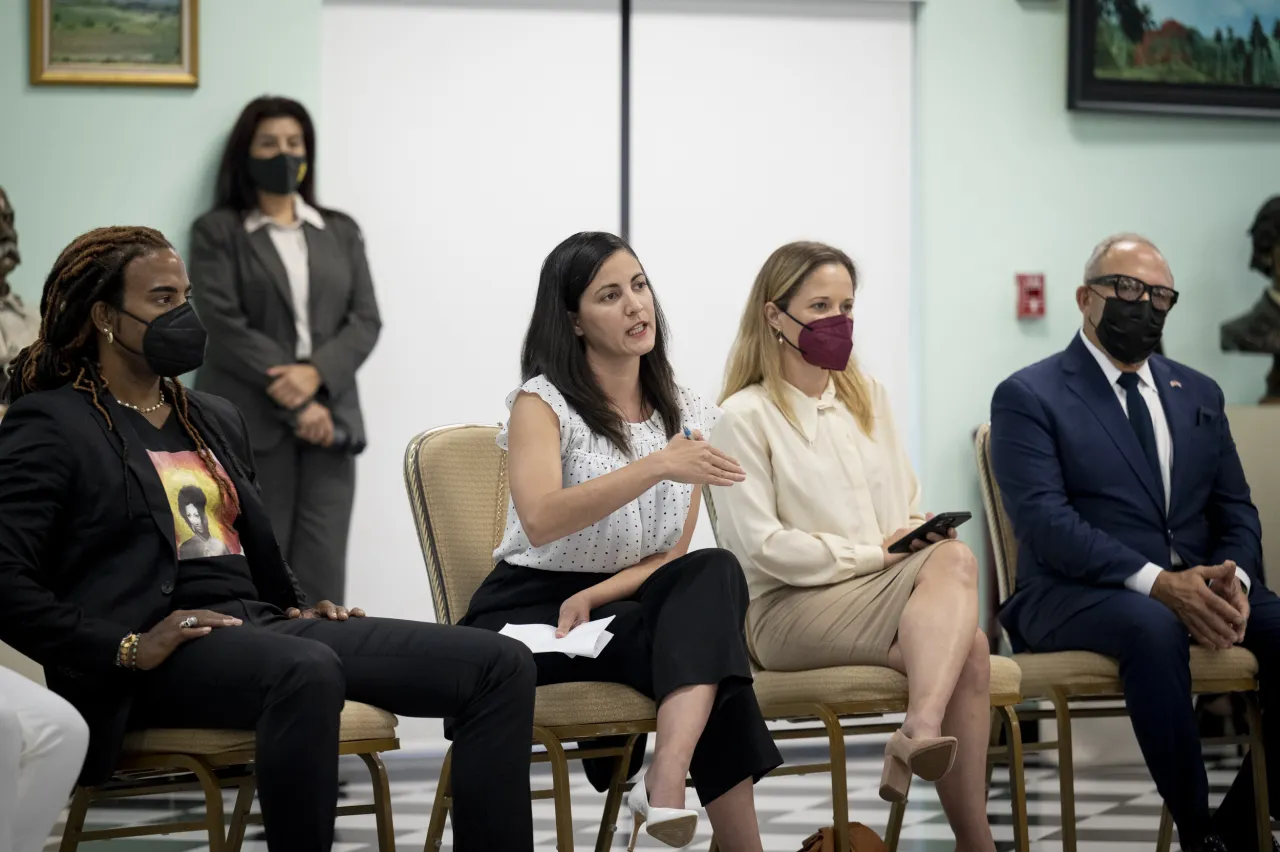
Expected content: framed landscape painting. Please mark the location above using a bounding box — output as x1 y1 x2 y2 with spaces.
1069 0 1280 118
30 0 199 87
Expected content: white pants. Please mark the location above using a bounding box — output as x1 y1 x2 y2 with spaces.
0 668 88 852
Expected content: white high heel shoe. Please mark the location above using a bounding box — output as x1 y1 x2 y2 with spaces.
625 774 698 850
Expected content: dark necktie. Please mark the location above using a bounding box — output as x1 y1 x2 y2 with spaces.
1116 372 1163 490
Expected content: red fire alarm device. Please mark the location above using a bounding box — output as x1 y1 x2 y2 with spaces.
1017 274 1046 319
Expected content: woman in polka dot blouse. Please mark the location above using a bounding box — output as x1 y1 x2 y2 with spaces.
462 232 781 851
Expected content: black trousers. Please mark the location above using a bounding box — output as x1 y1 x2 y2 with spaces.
462 548 782 805
255 440 355 606
130 602 537 852
1034 584 1280 849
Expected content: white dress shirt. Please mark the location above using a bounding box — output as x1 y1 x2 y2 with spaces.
243 197 325 360
1078 330 1251 595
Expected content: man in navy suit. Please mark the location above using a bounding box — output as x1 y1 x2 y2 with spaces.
991 234 1275 852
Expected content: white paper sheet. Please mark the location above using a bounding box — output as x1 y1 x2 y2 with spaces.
499 615 616 658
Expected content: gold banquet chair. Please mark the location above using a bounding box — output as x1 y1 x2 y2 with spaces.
17 639 400 852
404 424 657 852
974 423 1271 852
702 488 1031 852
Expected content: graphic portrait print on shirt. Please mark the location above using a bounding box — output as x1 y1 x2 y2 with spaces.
146 449 243 560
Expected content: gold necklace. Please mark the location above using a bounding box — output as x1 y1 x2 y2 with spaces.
100 375 169 415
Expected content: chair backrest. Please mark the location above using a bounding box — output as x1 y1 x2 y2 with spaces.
403 424 509 625
974 423 1019 606
701 485 722 546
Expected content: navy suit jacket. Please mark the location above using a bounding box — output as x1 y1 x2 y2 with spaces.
990 334 1263 652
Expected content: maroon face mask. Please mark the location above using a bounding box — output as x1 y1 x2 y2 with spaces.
780 310 854 371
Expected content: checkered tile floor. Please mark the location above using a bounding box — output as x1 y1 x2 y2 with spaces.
45 740 1269 852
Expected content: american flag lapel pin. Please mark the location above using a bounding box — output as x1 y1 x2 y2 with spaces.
1170 380 1182 388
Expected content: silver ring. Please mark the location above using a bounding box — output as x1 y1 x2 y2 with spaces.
179 616 199 629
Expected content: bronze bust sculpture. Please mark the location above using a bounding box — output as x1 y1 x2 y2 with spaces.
1222 196 1280 403
0 186 29 408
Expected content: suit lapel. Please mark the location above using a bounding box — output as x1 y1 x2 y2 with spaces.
107 406 179 559
1149 357 1191 514
247 227 296 317
1062 337 1166 515
303 223 344 334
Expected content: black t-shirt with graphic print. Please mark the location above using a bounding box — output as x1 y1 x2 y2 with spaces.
121 407 259 610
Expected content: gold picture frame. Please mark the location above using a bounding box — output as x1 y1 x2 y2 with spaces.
30 0 199 88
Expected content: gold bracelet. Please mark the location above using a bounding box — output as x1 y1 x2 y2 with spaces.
117 634 140 670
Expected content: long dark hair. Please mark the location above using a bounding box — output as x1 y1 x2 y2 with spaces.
521 232 681 455
213 96 320 213
5 227 252 517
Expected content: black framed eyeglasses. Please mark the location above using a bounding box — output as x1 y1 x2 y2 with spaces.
1086 274 1179 312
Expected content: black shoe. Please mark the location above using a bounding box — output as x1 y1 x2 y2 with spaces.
1186 835 1230 852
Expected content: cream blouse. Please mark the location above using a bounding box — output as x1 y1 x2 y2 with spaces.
710 377 924 600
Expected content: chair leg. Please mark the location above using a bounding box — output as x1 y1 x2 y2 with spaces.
815 704 851 851
424 747 453 852
1157 805 1174 852
226 775 257 852
57 786 92 852
168 755 225 852
1246 692 1272 852
359 751 398 852
535 726 575 852
885 800 907 852
998 704 1031 852
986 708 1002 794
1052 688 1079 852
595 735 641 852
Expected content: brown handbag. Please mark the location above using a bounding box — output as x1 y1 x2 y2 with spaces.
797 823 889 852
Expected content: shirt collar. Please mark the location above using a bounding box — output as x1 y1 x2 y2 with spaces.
0 290 28 316
1078 328 1154 391
243 195 326 233
781 377 838 441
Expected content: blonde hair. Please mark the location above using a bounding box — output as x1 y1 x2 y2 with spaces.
720 241 875 436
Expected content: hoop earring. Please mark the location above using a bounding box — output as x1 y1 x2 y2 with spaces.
102 328 114 345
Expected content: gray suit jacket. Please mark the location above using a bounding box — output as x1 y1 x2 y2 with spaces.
189 207 381 452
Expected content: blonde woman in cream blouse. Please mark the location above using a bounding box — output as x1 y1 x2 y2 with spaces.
711 242 996 852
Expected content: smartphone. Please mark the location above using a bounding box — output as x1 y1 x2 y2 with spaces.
887 511 972 554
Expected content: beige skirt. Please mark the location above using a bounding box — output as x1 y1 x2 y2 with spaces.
746 543 944 670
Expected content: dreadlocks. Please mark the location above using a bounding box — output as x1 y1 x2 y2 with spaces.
4 226 246 514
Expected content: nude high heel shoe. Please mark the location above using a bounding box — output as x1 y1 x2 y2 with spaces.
878 728 958 803
625 773 698 850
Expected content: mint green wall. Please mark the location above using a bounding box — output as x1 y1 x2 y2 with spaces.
917 0 1280 610
0 0 322 307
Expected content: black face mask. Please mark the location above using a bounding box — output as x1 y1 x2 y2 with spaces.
116 302 208 377
1093 296 1167 365
247 153 307 196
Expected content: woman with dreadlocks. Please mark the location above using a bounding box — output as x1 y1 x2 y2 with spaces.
0 226 536 852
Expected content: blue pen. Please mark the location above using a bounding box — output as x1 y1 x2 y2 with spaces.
683 426 692 439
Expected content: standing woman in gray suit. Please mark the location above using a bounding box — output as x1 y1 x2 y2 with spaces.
190 96 381 605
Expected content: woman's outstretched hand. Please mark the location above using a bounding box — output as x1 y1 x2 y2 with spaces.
652 430 746 487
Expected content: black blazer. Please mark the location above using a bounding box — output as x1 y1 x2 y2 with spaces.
0 384 307 783
189 206 381 451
